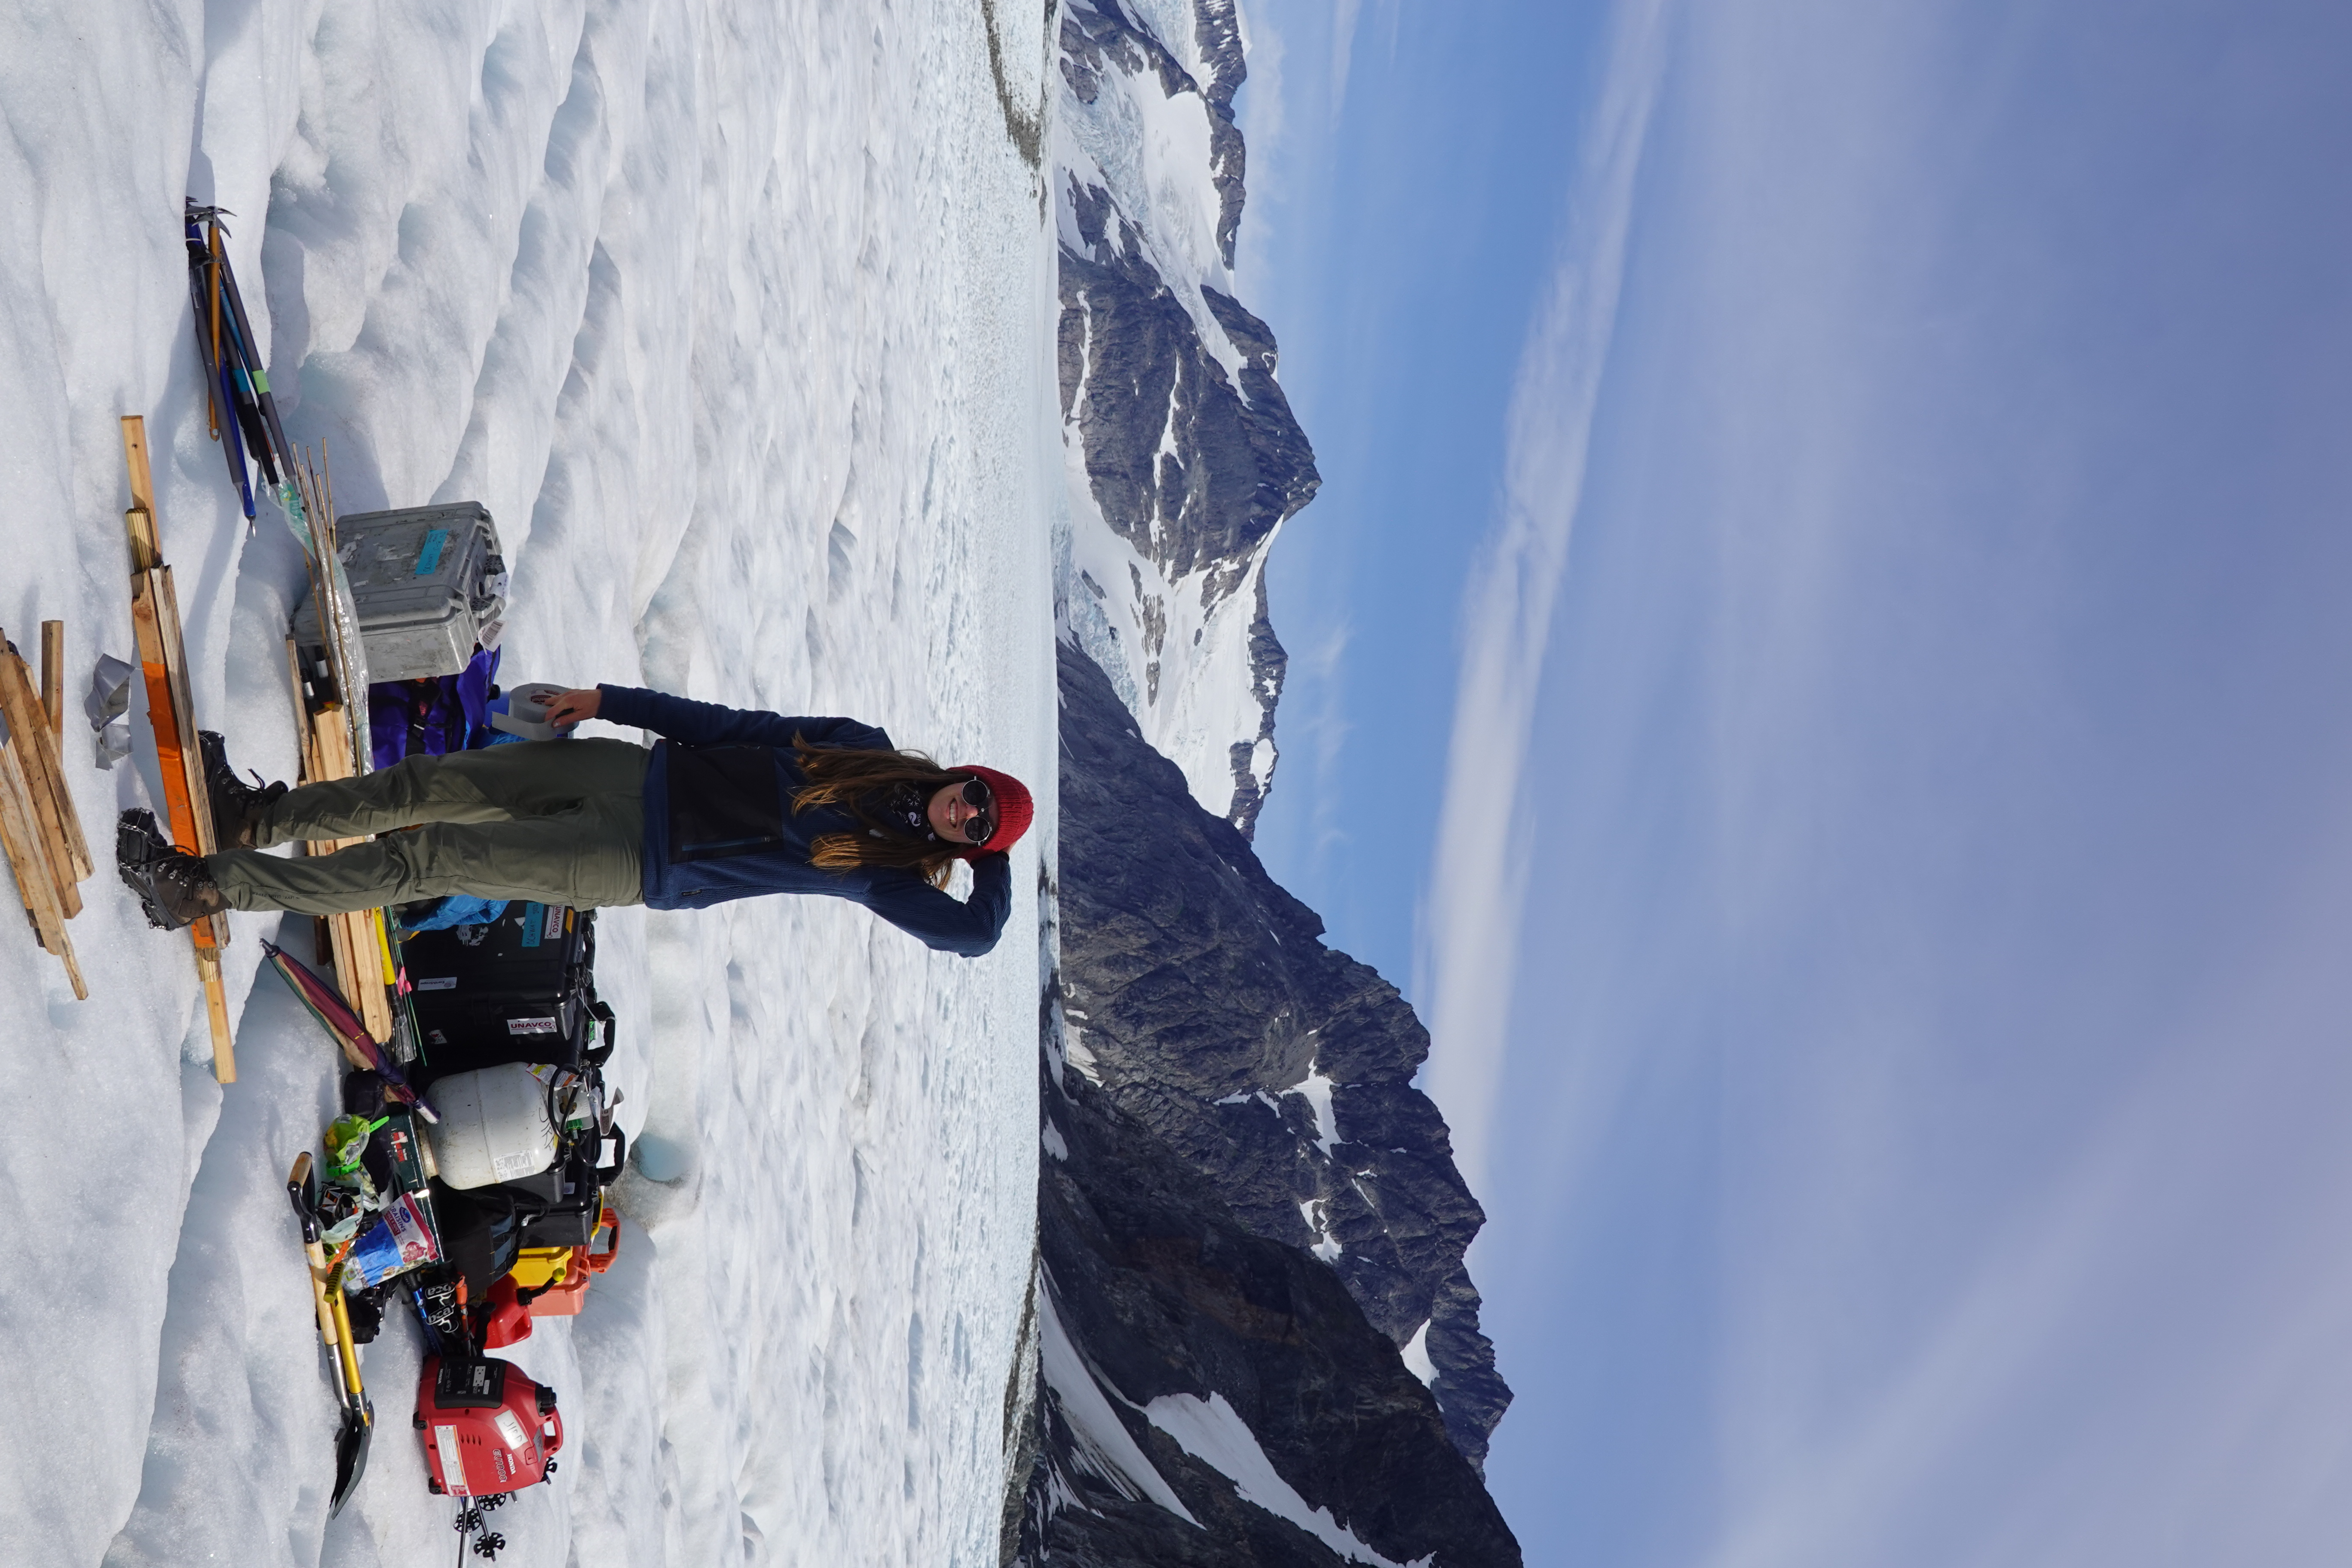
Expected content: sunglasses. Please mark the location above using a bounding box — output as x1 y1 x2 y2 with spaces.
956 777 995 845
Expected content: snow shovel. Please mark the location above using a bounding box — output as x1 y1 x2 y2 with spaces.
287 1152 374 1515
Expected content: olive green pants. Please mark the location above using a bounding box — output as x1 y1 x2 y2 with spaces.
208 739 649 916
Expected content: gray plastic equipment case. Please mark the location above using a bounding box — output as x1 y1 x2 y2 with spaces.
295 502 507 682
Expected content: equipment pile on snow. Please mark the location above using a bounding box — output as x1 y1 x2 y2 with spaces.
169 204 612 1550
287 898 622 1551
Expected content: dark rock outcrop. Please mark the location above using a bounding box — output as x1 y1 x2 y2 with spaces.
1056 641 1512 1464
1015 1042 1521 1568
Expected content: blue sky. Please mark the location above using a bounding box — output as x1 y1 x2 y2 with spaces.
1237 0 2352 1563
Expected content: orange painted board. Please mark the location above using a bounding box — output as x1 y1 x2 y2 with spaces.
147 572 215 858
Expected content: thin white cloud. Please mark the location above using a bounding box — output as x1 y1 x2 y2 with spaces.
1329 0 1363 123
1285 618 1357 870
1419 0 1675 1197
1694 848 2352 1568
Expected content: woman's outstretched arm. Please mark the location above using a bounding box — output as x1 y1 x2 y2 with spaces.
551 684 891 751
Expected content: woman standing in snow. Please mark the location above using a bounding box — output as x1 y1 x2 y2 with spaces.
117 684 1032 957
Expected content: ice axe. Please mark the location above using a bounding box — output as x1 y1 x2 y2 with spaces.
287 1151 374 1515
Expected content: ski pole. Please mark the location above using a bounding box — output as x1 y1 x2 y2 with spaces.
211 217 296 485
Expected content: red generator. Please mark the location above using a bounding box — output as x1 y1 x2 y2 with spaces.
416 1355 564 1497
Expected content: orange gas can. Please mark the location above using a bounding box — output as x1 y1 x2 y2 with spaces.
526 1207 621 1319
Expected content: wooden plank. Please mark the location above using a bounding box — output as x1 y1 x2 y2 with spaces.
323 907 389 1055
121 416 158 511
124 509 159 570
314 697 352 783
343 906 392 1043
150 579 229 956
324 894 357 1005
129 578 197 845
0 758 34 933
195 948 236 1082
0 641 91 884
284 638 389 1040
0 749 48 937
301 696 375 1026
119 412 225 1057
130 572 227 952
0 651 83 918
40 622 62 741
0 737 84 998
147 576 214 859
361 907 395 1042
0 742 79 920
121 416 157 508
283 639 320 785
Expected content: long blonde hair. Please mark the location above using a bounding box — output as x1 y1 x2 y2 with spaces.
792 735 970 888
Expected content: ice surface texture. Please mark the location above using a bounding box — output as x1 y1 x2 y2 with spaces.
0 1 1056 1565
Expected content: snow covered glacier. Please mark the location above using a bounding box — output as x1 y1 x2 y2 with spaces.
0 2 1055 1565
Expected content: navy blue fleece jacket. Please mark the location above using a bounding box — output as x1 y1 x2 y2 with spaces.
595 684 1012 956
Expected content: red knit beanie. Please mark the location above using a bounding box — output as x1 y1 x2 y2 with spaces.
956 765 1033 857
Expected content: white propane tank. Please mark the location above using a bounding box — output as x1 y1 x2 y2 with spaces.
426 1064 557 1189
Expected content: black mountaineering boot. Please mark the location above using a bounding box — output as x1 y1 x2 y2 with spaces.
199 730 287 850
116 808 229 930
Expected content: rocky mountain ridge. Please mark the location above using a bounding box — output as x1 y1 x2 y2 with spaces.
1024 1 1516 1561
1052 0 1315 836
1015 644 1518 1565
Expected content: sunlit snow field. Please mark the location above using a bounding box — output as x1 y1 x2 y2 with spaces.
0 2 1055 1564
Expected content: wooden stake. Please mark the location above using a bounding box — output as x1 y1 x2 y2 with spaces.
0 640 92 885
0 737 83 998
283 638 321 784
40 622 62 742
0 644 86 913
196 948 236 1081
128 577 200 848
121 418 161 570
146 576 215 861
0 746 51 938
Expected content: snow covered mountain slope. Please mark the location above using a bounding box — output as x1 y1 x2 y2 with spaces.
0 2 1055 1565
1023 5 1518 1561
1051 0 1317 836
1013 644 1521 1567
